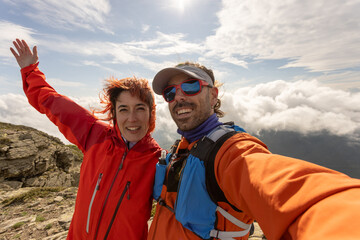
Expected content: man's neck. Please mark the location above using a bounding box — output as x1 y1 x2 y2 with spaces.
177 113 222 143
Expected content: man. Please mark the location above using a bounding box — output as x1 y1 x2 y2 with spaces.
148 62 360 240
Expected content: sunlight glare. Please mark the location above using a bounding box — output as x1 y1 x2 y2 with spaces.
172 0 189 13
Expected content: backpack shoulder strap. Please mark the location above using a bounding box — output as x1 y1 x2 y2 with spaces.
190 123 243 212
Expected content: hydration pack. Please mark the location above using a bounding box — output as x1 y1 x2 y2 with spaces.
153 123 253 239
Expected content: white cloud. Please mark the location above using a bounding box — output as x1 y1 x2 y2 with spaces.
141 24 150 33
125 32 204 56
0 93 102 145
38 32 203 71
14 0 112 33
220 79 360 140
221 56 248 69
1 80 359 149
46 78 86 87
0 93 69 143
152 95 179 149
206 0 360 72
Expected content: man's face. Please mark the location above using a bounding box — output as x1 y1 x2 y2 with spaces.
167 73 218 131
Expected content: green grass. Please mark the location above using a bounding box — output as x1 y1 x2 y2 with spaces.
36 215 45 222
13 233 21 239
66 144 84 159
44 224 52 230
2 187 64 207
0 134 11 147
12 222 25 229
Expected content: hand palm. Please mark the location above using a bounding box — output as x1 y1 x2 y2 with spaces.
10 39 38 69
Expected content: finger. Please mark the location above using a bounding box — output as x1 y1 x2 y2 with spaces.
10 47 20 59
33 46 38 59
16 39 24 50
22 40 31 52
13 40 22 54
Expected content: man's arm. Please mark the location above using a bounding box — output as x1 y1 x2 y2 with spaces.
215 132 360 240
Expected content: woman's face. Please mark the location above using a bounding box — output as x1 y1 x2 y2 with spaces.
115 91 150 142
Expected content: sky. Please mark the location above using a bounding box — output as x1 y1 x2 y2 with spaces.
0 0 360 175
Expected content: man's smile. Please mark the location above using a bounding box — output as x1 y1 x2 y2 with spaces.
176 108 192 115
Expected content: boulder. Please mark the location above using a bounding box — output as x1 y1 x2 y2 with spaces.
0 122 82 189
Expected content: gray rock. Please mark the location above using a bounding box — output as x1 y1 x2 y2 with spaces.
0 122 82 188
0 180 23 190
54 196 64 202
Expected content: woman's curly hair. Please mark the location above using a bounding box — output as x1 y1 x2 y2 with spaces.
95 76 156 134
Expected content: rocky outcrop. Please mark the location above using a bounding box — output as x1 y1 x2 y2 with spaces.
0 122 82 190
0 122 83 239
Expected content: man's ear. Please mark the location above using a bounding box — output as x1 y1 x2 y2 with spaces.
210 87 218 106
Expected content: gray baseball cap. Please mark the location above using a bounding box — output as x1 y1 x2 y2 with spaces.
152 65 214 95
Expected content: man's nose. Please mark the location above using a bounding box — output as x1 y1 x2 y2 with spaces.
173 88 186 101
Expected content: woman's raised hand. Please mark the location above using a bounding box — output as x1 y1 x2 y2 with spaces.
10 39 38 69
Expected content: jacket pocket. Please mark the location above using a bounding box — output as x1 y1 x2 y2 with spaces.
103 181 131 240
86 173 103 233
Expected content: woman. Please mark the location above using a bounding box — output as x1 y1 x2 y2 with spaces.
10 39 162 239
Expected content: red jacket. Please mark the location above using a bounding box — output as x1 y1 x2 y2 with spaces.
149 132 360 240
21 63 162 240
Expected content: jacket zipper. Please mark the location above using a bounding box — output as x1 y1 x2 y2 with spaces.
93 151 127 240
86 173 103 233
103 181 131 240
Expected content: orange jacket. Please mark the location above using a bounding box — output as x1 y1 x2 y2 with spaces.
148 131 360 239
21 63 162 240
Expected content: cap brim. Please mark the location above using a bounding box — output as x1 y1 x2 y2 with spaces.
152 66 213 95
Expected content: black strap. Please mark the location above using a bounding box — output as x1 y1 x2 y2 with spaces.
167 124 242 212
192 131 242 212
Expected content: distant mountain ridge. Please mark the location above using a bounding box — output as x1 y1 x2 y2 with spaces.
255 130 360 179
154 125 360 179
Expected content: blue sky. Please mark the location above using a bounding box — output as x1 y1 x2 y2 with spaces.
0 0 360 149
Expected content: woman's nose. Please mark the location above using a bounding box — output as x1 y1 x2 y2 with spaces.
128 111 138 122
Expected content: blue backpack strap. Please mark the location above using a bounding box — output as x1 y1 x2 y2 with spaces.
153 139 189 200
190 123 245 211
153 150 171 201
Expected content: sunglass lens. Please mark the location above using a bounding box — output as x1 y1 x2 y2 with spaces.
164 86 176 102
182 80 200 95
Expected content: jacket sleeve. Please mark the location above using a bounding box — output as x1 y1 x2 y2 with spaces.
215 132 360 240
21 63 105 152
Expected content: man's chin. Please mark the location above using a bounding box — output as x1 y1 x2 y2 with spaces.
175 119 193 131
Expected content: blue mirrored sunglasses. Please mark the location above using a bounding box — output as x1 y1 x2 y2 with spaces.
162 79 210 103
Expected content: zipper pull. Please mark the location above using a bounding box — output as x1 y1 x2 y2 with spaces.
158 150 167 165
119 151 127 170
96 173 103 190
